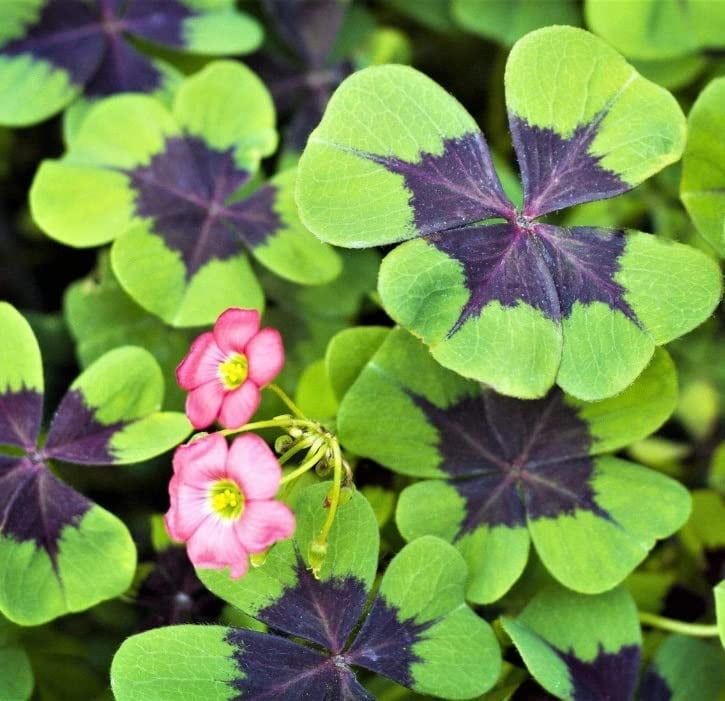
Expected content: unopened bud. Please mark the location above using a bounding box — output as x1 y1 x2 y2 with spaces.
315 460 332 477
308 540 328 579
250 550 268 568
275 435 294 453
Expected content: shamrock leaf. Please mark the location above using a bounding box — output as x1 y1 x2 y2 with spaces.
453 0 580 46
297 26 721 400
586 0 725 61
0 0 262 126
502 585 642 701
30 61 342 327
111 484 501 700
337 328 691 600
638 635 724 701
681 77 725 257
0 303 191 625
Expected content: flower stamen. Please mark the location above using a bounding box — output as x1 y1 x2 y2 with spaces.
218 353 248 389
210 479 244 519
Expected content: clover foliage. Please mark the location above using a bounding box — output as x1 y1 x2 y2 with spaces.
298 26 721 401
337 327 691 600
0 0 263 128
30 61 341 327
111 483 501 700
0 303 190 625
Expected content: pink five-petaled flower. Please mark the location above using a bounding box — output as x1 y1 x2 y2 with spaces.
165 433 295 578
176 308 284 429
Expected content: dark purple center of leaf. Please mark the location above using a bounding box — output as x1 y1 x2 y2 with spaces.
225 551 439 695
362 128 636 334
226 629 372 701
0 455 90 566
0 388 43 451
256 553 369 653
427 222 637 334
412 389 609 533
346 595 435 688
372 132 515 234
509 115 629 219
136 547 224 632
1 0 193 98
559 644 641 701
124 136 281 278
637 667 672 701
44 389 126 464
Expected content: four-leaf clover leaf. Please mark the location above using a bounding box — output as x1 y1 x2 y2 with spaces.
297 26 721 400
0 303 191 625
111 483 501 700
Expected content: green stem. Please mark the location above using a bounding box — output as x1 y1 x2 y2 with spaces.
266 383 306 419
639 611 719 638
317 440 343 546
219 417 294 436
280 446 327 485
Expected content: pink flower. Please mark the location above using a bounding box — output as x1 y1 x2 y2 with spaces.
165 433 295 578
176 308 284 429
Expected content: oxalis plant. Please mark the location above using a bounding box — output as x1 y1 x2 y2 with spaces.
0 7 724 701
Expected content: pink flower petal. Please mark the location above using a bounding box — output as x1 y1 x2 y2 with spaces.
187 516 250 578
172 433 228 487
185 380 225 429
246 328 285 386
176 332 225 390
166 482 211 541
213 308 260 355
235 500 296 553
227 434 282 501
218 381 260 429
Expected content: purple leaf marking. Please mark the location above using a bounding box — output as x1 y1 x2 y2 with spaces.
638 667 672 701
426 222 636 333
510 115 629 219
0 455 90 566
361 121 635 333
256 553 369 653
2 0 106 87
226 629 372 701
1 0 196 99
125 137 282 277
136 547 224 631
412 389 609 533
373 132 515 233
559 644 641 701
44 389 125 465
225 554 439 694
0 388 43 451
346 595 434 688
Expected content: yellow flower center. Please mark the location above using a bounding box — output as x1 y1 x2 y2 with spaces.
219 353 248 389
210 479 245 519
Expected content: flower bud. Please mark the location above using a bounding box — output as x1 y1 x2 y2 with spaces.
308 539 328 579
